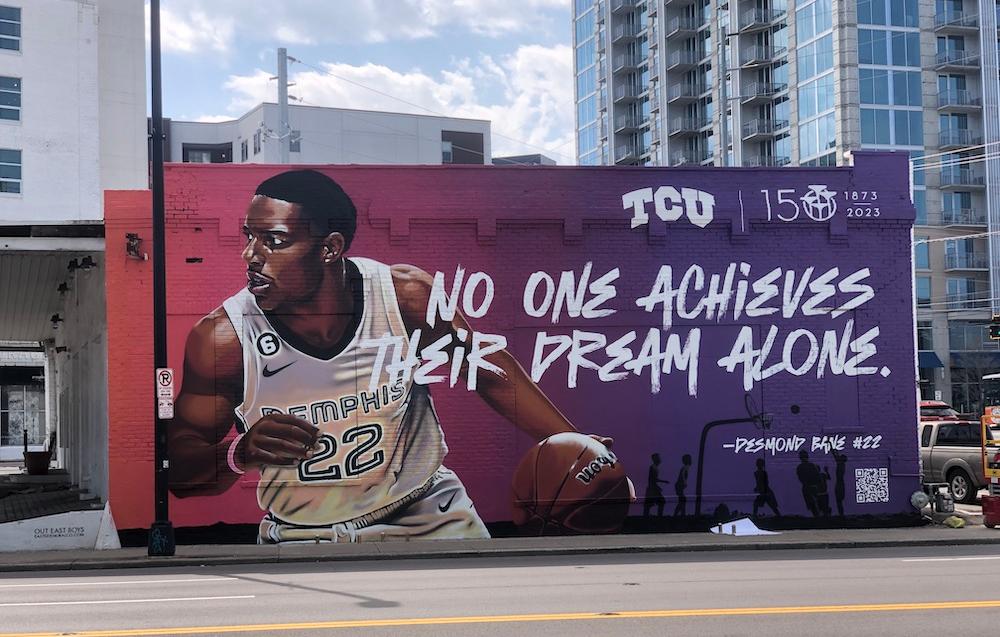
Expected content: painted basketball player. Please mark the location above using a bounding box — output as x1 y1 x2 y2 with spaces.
167 169 616 543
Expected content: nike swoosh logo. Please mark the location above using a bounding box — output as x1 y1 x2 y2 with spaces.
438 492 457 513
262 362 295 378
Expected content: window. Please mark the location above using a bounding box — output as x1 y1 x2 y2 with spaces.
913 189 927 224
861 108 891 144
918 320 934 350
920 425 932 448
575 10 595 43
0 384 45 447
441 141 453 163
891 71 921 106
893 109 923 145
240 139 248 162
798 73 835 119
253 130 261 155
916 276 931 306
0 76 19 120
578 122 599 155
914 237 929 268
187 150 211 164
890 31 921 67
797 34 834 81
858 0 887 24
577 67 596 100
860 69 890 104
0 147 20 193
936 423 980 447
859 29 888 64
949 321 992 350
889 0 919 27
290 130 301 153
797 0 833 40
0 6 20 52
577 95 596 126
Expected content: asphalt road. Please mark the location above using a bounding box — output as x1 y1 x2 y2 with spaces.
1 545 999 636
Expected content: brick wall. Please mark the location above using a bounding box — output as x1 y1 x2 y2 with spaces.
105 153 919 532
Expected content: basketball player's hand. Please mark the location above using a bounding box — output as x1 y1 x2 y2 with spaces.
238 414 320 469
587 434 614 449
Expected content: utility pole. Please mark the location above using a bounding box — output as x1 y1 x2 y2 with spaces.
278 47 291 164
718 25 729 167
147 0 174 557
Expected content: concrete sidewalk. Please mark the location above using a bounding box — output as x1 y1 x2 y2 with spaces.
1 523 999 574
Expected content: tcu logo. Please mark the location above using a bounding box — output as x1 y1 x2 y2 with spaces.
256 333 281 357
623 186 716 229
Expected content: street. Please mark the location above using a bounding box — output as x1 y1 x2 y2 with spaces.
0 545 999 636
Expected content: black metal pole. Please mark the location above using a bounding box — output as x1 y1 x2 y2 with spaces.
148 0 175 557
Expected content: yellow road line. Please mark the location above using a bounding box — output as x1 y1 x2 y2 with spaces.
2 600 999 636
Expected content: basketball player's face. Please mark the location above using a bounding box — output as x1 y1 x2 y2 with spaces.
242 196 324 311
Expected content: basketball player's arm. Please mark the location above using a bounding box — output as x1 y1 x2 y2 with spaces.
392 265 602 444
167 310 245 497
169 311 319 497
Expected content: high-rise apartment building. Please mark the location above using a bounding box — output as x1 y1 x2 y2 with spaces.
573 0 1000 412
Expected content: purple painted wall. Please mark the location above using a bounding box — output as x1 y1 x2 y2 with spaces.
105 151 918 534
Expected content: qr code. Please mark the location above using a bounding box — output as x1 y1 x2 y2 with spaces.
855 467 889 503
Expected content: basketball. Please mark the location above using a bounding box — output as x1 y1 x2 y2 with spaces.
511 432 631 535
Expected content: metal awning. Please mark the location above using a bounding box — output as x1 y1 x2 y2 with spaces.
918 351 944 368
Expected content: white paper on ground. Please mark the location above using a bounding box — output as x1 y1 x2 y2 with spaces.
708 517 781 536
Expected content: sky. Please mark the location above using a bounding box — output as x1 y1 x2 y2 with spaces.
147 0 576 163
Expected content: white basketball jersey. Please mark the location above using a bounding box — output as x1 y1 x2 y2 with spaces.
222 257 447 527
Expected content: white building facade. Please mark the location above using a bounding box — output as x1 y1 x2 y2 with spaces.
166 103 492 166
0 0 146 503
574 0 1000 413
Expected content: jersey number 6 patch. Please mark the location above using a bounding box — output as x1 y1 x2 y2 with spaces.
298 423 385 482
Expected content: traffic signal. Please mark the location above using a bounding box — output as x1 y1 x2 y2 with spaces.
991 316 1000 340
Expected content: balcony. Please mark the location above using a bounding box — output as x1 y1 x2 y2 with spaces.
939 208 987 227
740 45 786 67
934 50 980 70
741 118 788 140
610 0 638 13
614 113 644 132
938 129 983 151
934 11 979 31
666 49 700 70
612 52 642 72
664 0 696 6
615 142 644 164
668 116 709 136
739 8 786 32
666 82 706 102
940 168 987 189
945 253 989 270
740 81 787 104
671 150 709 166
613 83 642 103
945 292 990 310
742 155 791 167
665 16 700 39
612 23 640 42
937 89 982 110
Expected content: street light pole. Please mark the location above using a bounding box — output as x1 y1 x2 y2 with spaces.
147 0 175 557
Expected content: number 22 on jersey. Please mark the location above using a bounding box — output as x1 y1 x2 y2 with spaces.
298 423 385 482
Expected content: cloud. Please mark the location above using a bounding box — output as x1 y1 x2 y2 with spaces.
150 0 566 53
146 3 233 54
214 44 575 162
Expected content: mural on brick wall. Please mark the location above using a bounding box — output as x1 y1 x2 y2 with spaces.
103 152 920 540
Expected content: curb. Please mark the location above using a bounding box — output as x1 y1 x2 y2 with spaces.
3 533 1000 574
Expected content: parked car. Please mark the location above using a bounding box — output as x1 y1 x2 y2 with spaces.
919 400 960 422
920 420 998 503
